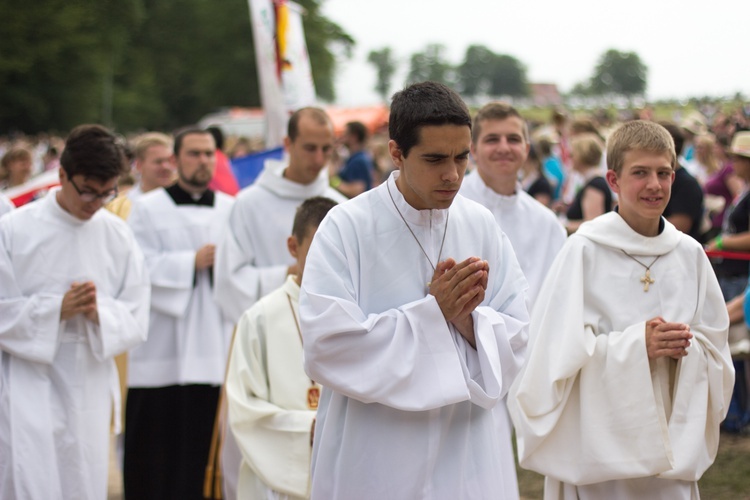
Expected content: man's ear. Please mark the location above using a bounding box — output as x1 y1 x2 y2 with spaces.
287 235 298 259
388 140 404 169
605 170 619 194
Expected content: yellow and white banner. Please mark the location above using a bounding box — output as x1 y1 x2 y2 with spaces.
248 0 316 148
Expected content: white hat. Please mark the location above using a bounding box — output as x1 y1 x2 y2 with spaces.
680 112 708 136
729 131 750 158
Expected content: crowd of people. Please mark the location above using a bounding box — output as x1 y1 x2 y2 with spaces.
0 84 748 500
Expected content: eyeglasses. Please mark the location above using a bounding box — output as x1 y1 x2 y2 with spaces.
68 176 118 204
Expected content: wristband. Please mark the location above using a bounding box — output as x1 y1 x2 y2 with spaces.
715 236 724 250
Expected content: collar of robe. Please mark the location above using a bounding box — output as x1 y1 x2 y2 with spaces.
383 171 449 227
166 183 215 206
575 210 679 257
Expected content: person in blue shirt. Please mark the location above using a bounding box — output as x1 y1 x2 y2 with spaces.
333 121 374 198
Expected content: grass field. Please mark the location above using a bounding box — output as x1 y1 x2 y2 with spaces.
517 432 750 499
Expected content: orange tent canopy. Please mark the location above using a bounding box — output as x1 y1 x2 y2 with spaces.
324 105 390 136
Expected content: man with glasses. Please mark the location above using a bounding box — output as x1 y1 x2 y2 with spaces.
0 124 151 499
124 127 235 499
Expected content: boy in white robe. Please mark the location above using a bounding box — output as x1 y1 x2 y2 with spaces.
124 127 235 499
0 124 150 500
226 196 337 500
300 81 530 500
509 120 734 499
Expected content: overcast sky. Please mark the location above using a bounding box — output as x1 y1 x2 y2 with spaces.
320 0 749 105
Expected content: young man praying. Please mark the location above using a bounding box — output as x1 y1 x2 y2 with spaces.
0 124 150 499
299 81 530 500
509 120 734 499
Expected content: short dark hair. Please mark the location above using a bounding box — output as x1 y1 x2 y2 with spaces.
287 107 332 142
291 196 337 241
345 121 368 144
389 81 471 158
173 127 213 155
206 126 225 150
60 124 128 181
657 121 685 157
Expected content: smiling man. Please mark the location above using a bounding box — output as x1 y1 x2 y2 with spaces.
124 127 235 499
0 124 150 499
299 82 530 499
460 102 566 308
129 132 176 200
509 120 733 499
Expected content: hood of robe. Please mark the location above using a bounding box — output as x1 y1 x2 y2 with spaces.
575 212 682 256
255 158 332 200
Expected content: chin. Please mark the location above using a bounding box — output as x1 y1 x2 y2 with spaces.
432 199 455 209
77 210 97 221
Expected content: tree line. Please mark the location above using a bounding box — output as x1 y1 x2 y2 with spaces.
0 0 353 134
367 45 647 104
0 0 647 135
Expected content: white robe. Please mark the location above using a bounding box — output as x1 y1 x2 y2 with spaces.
460 173 567 308
0 191 150 500
0 193 13 218
127 187 234 387
126 183 144 201
214 159 347 323
227 276 316 500
300 171 530 500
508 212 734 500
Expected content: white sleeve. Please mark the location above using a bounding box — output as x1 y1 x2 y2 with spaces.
214 201 288 321
85 232 151 361
300 217 529 412
0 222 62 364
128 201 194 317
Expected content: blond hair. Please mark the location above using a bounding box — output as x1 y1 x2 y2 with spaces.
133 132 173 161
606 120 676 174
570 133 603 169
695 133 720 174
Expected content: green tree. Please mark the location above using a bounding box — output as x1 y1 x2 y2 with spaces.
589 49 648 97
367 47 397 102
569 81 592 96
0 0 354 133
488 54 528 97
111 0 261 131
457 45 495 97
407 44 453 86
0 0 142 133
456 45 528 98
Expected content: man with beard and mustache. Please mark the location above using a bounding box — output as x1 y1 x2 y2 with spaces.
124 127 235 500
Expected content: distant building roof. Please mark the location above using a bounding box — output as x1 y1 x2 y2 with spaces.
530 83 563 107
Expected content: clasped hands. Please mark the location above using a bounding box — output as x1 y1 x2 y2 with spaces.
645 316 692 360
429 257 489 348
60 281 99 324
